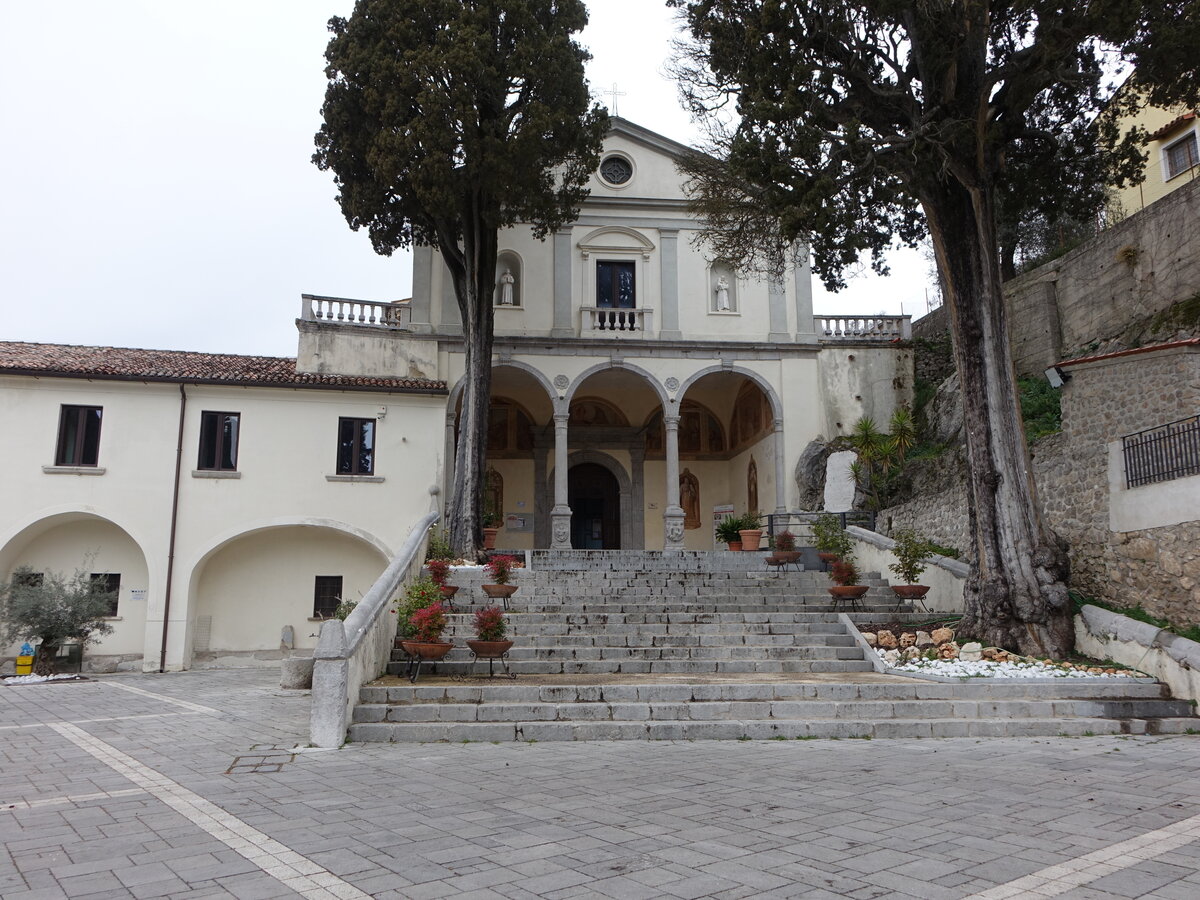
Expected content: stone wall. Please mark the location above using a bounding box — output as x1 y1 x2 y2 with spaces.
879 343 1200 627
910 175 1200 377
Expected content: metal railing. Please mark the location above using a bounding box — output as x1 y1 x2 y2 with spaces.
300 294 412 329
816 315 912 341
764 511 877 544
1123 414 1200 488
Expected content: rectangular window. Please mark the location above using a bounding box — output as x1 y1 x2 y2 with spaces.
313 575 343 618
1165 132 1199 180
596 261 636 309
198 411 240 471
90 572 121 617
337 417 375 475
13 571 44 588
56 405 103 466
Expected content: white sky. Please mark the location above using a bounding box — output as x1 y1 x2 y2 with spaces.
1 0 931 358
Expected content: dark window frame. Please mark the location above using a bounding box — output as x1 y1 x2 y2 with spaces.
198 411 241 471
337 417 376 475
313 575 344 618
595 260 636 309
1164 131 1199 180
56 405 103 467
90 572 121 617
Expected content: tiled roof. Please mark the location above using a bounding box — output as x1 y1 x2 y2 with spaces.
1056 337 1200 369
1148 110 1197 141
0 341 447 393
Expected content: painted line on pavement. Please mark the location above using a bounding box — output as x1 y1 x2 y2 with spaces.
0 711 208 731
102 680 221 713
1 787 147 811
49 722 372 900
963 810 1200 898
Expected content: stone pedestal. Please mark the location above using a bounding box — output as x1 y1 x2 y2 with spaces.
551 508 573 549
664 507 686 551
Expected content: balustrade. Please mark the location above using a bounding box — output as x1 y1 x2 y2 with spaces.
580 306 653 336
816 315 912 341
300 294 412 329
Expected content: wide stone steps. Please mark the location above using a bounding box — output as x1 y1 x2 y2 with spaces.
349 680 1196 742
384 658 875 676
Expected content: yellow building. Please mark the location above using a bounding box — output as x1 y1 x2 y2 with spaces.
1111 92 1199 215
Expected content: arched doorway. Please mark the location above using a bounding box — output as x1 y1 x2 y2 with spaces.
568 463 621 549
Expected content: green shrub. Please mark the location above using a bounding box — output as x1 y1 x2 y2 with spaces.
1018 376 1062 442
1 564 116 675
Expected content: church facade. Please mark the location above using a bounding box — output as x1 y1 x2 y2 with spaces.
1 119 912 672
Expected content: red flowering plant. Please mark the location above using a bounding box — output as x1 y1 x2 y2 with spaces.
830 558 861 587
473 605 508 641
425 558 452 587
774 530 797 552
484 554 520 585
409 602 448 643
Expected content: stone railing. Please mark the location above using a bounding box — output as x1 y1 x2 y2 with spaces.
1076 604 1200 702
580 306 654 337
300 294 412 329
310 507 439 748
847 526 969 613
817 315 912 341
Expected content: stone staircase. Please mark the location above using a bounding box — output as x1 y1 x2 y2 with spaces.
348 551 1198 742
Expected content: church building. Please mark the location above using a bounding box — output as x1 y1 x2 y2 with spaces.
1 119 912 672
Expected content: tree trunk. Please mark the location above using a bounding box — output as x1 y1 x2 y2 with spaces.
34 643 57 676
445 202 499 560
919 178 1073 658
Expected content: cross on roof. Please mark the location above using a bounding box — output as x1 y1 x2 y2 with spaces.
605 83 626 116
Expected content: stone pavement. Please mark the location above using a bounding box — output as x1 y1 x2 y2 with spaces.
3 669 1200 899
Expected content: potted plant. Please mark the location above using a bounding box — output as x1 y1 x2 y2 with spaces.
482 499 502 550
467 605 513 658
771 530 801 564
425 558 458 603
405 602 453 660
810 513 850 565
738 512 764 551
715 515 743 551
827 555 869 603
888 528 935 602
481 554 520 609
393 576 441 648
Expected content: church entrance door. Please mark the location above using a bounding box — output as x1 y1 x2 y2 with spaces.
568 463 621 549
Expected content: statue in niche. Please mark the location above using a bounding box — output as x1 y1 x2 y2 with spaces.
498 268 516 305
748 456 759 517
715 274 731 311
680 469 701 530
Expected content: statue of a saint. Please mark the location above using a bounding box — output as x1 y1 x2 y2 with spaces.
715 275 731 311
680 469 701 530
499 268 516 305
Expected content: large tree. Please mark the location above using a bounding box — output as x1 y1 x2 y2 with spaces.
671 0 1199 656
314 0 607 556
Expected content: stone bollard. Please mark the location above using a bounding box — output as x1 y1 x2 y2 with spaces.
280 657 315 690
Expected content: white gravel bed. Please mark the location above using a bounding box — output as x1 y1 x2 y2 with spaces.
889 658 1135 679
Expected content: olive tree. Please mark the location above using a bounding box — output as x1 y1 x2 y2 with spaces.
1 566 115 675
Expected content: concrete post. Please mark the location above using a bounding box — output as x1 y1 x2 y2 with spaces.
774 418 787 515
663 413 686 550
309 620 349 749
551 413 572 548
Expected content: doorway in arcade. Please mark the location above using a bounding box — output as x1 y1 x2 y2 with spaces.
568 462 621 549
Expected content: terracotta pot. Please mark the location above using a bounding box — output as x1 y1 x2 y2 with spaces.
738 529 763 550
772 550 802 563
891 584 930 601
482 527 499 550
481 584 518 599
439 585 459 601
726 540 743 552
466 639 513 658
817 552 838 563
402 640 454 660
827 585 869 600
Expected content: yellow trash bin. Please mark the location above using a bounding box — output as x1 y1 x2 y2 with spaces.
15 643 35 675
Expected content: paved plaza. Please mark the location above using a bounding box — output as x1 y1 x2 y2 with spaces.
2 670 1200 899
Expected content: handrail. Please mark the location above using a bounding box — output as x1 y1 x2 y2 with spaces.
310 508 439 747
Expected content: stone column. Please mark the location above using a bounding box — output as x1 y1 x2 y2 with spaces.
794 244 819 344
659 229 682 340
551 229 574 338
550 413 572 548
773 418 787 515
663 413 686 550
768 274 789 342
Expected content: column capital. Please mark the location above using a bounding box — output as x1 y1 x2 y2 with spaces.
662 413 681 429
554 413 570 427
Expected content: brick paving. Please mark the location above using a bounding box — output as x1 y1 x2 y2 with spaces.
2 669 1200 898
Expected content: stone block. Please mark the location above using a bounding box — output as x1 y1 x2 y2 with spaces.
279 657 314 690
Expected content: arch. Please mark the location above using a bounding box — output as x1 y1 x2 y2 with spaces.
445 359 558 415
576 225 656 258
676 365 784 422
568 396 630 427
563 361 670 409
643 399 727 457
0 505 155 572
546 449 640 550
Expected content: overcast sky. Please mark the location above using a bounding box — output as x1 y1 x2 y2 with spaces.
1 0 931 359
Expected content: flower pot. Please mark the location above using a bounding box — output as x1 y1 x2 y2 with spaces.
827 585 869 600
772 550 802 563
738 529 763 550
726 540 743 552
482 527 499 550
466 639 513 658
891 585 930 601
439 585 459 601
817 552 838 563
402 640 454 660
481 584 518 599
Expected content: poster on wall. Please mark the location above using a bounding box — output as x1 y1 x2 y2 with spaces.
505 513 533 533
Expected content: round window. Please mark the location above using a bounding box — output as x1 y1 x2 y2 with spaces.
599 155 633 185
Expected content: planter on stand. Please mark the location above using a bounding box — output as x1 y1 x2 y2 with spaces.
438 585 459 608
890 584 931 613
827 584 870 611
466 639 514 677
397 640 455 683
481 583 519 610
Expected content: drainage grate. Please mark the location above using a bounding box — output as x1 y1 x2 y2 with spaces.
224 744 298 775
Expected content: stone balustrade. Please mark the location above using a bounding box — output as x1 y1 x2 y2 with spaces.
300 293 412 329
816 315 912 341
580 306 654 337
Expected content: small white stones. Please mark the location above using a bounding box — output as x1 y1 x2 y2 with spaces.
889 657 1136 678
